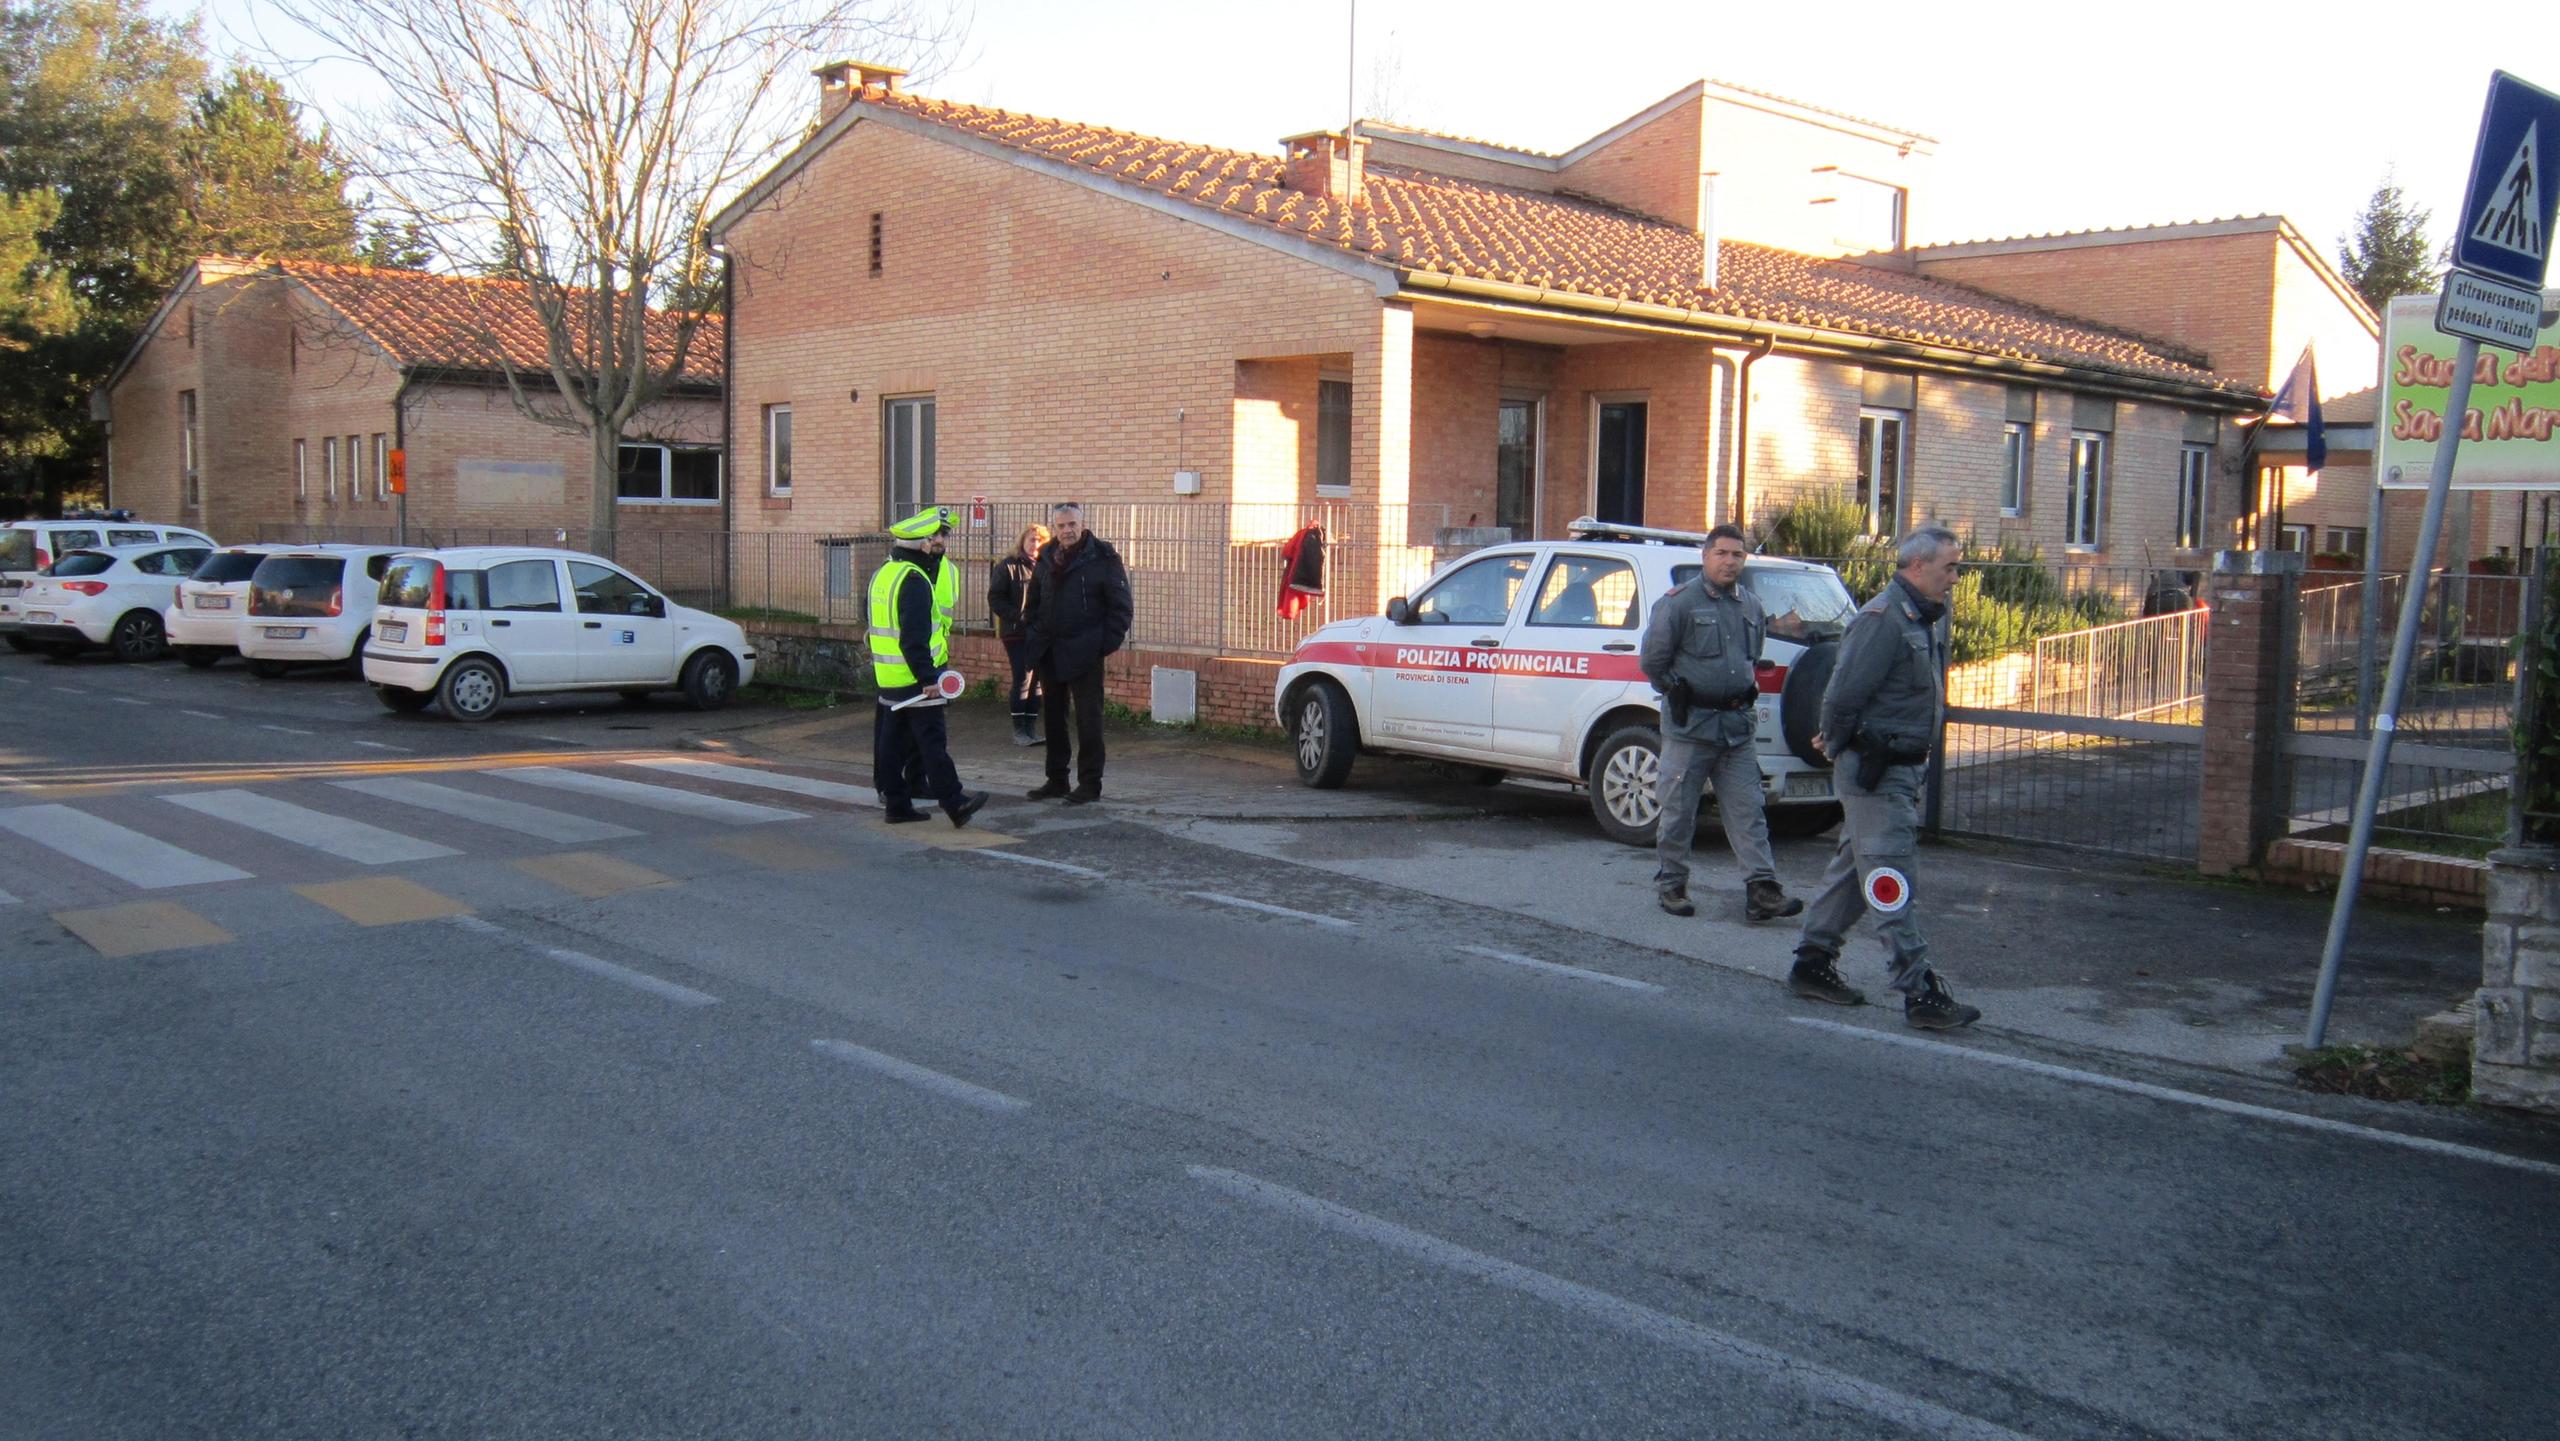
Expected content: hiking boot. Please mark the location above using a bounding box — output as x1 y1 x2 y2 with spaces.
1011 717 1040 747
1787 949 1865 1007
1903 972 1982 1031
946 791 989 828
1656 888 1695 917
1027 779 1071 801
1745 879 1804 924
1062 783 1103 807
881 805 931 825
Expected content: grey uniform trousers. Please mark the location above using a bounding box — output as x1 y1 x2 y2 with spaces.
1796 749 1933 994
1653 730 1778 894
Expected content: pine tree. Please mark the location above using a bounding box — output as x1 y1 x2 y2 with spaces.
2337 174 2438 313
179 67 359 261
356 217 432 270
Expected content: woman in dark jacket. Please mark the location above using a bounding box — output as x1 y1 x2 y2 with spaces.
989 522 1049 746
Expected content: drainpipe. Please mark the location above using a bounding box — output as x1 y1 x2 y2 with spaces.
391 374 411 548
719 254 734 610
1730 334 1775 534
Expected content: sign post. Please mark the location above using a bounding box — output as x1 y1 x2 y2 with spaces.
388 448 409 547
2307 69 2560 1049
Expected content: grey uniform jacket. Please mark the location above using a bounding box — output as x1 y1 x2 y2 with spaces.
1818 577 1950 759
1639 574 1765 743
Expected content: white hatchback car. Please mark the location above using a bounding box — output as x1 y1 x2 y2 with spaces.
14 541 217 661
2 519 215 652
362 547 756 720
239 546 413 676
165 543 294 667
1275 519 1858 846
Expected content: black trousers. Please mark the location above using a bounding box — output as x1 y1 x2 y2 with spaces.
1040 665 1106 790
1002 634 1041 719
874 698 963 811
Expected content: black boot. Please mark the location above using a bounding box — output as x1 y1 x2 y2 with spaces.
1656 887 1695 917
1012 716 1039 747
1745 878 1804 923
1903 972 1982 1031
1027 778 1071 801
1063 782 1102 806
881 805 930 825
946 791 989 828
1787 948 1865 1006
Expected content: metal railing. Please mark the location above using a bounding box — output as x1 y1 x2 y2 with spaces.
2025 607 2207 722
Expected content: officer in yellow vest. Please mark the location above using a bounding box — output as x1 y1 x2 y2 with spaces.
870 505 988 827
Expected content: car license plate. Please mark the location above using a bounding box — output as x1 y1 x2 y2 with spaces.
26 611 55 625
263 626 306 640
197 594 231 610
375 621 407 643
0 579 20 594
1784 772 1834 799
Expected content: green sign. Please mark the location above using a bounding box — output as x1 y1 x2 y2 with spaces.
2378 290 2560 489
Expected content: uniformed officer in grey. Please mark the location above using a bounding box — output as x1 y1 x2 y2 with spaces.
1641 523 1802 923
1787 523 1979 1030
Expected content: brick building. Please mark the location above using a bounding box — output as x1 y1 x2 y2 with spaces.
709 67 2267 606
97 258 724 547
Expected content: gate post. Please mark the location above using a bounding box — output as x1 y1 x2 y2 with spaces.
2197 549 2302 876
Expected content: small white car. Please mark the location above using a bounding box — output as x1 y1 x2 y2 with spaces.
14 541 217 661
239 546 413 676
2 518 214 652
1275 519 1858 846
165 543 293 667
362 547 757 721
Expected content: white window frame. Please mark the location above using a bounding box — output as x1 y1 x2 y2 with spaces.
180 390 200 507
764 403 792 496
346 432 364 501
1857 407 1909 537
1316 373 1352 498
2066 430 2107 551
615 442 723 506
2000 421 2029 517
2176 443 2210 550
2326 526 2369 558
883 394 936 521
323 436 338 502
1496 392 1545 540
373 434 388 500
295 439 307 499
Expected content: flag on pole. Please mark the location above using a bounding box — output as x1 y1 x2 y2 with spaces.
2267 345 2327 473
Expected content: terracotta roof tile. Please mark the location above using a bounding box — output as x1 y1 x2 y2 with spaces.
865 93 2248 394
269 259 722 385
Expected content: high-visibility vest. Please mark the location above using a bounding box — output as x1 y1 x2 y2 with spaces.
868 554 952 688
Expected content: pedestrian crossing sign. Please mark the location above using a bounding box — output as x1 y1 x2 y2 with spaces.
2453 71 2560 289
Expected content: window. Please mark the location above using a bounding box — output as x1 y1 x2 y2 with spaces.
764 404 792 496
141 548 205 577
1528 555 1639 629
2279 524 2313 553
193 550 268 584
1410 552 1534 626
180 390 200 507
2176 444 2211 550
295 439 308 499
373 435 388 500
1496 398 1538 538
2327 526 2369 558
1857 408 1907 536
2067 431 2107 550
1317 379 1352 497
869 211 884 277
615 444 722 503
485 559 562 612
346 433 364 500
323 437 339 501
884 395 936 519
108 528 158 546
569 560 660 616
2001 422 2029 517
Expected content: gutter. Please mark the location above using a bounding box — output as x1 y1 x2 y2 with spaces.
1729 334 1776 528
1394 271 2265 413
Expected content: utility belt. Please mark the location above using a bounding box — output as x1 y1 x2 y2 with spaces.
1849 726 1934 790
1664 679 1754 727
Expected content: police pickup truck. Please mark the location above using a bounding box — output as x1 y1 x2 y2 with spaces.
1275 518 1856 846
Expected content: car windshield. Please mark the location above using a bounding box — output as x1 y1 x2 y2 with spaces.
47 551 116 578
0 529 32 571
249 556 346 617
1671 563 1859 641
191 551 269 583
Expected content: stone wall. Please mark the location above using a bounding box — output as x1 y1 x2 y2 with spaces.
2476 848 2560 1114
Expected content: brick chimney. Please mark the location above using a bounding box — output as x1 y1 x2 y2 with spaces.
1281 130 1369 206
814 60 907 122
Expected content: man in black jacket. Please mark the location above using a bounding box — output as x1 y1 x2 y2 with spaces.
1022 502 1133 804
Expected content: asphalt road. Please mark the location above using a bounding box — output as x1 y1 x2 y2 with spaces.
3 645 2554 1440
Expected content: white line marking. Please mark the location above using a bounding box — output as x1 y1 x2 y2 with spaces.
498 766 803 824
974 851 1105 880
180 710 223 721
0 804 252 888
811 1038 1029 1114
111 696 146 707
47 686 87 695
259 724 312 736
162 789 459 865
1189 1166 2031 1441
449 916 716 1007
621 756 879 808
531 734 575 744
1456 944 1662 993
332 776 639 844
1183 891 1355 929
0 676 27 684
350 740 410 753
0 885 17 906
1786 1018 2560 1181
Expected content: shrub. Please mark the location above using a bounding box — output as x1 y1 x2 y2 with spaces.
1760 487 1870 559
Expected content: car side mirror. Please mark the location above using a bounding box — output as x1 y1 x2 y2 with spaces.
634 594 665 619
1385 597 1412 625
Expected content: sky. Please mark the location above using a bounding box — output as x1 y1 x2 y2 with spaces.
164 0 2552 264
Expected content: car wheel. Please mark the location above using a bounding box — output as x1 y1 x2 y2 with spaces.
5 633 34 653
1586 722 1663 848
374 683 435 714
247 658 289 679
437 656 505 722
1767 801 1844 840
109 610 166 662
679 649 737 711
1291 679 1359 789
176 646 220 669
1780 641 1838 769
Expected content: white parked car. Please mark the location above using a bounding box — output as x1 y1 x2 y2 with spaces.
164 543 293 667
2 518 214 652
13 541 217 661
1274 519 1858 846
362 547 756 721
239 546 413 676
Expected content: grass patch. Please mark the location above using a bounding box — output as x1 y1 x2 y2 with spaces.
2380 789 2510 861
718 606 821 625
2293 1045 2471 1105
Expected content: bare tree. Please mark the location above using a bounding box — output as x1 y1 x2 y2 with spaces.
263 0 964 548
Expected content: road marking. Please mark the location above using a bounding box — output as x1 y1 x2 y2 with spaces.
0 804 252 887
512 851 673 898
48 686 87 695
1456 944 1662 993
259 724 312 736
621 756 879 807
1786 1018 2560 1181
531 734 576 745
0 885 16 906
351 740 410 753
294 876 470 926
1189 1166 2031 1441
180 710 223 721
1183 891 1355 929
811 1038 1028 1114
333 776 638 843
973 851 1105 880
0 676 26 684
50 900 234 957
162 789 459 865
450 916 716 1007
499 765 803 824
111 696 146 707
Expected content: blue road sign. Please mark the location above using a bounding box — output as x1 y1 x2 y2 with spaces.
2453 70 2560 290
